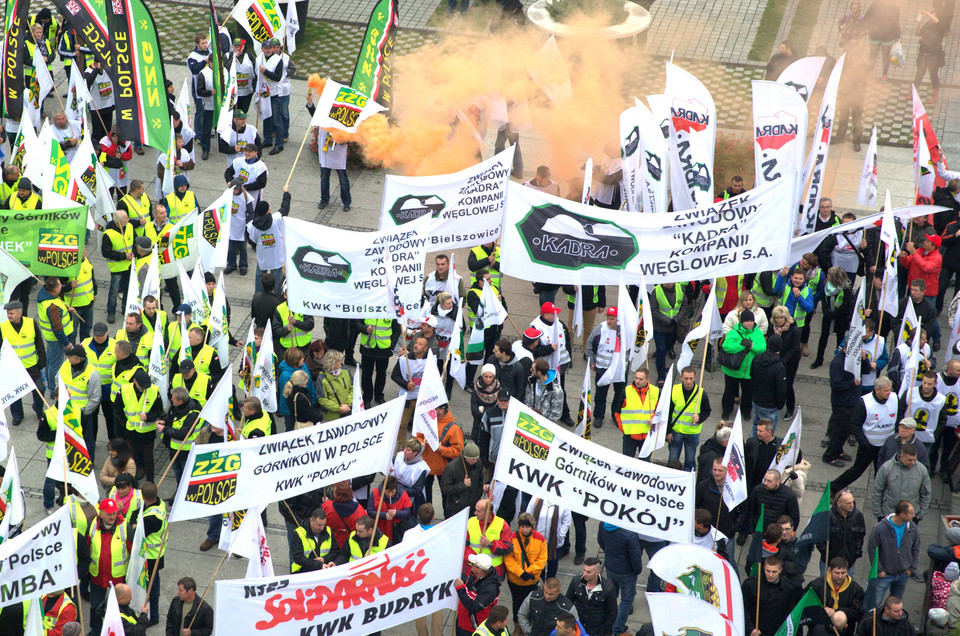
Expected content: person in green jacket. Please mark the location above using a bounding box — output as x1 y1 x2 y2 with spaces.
317 350 354 421
720 310 766 420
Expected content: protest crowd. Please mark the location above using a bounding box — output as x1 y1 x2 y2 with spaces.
2 2 960 636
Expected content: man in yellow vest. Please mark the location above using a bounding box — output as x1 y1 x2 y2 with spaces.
145 204 183 308
38 590 78 634
60 346 102 461
650 282 688 387
291 508 340 573
666 366 713 472
272 291 314 355
111 583 151 632
473 604 510 636
464 498 513 579
114 369 163 482
63 256 96 341
157 386 202 483
163 174 199 224
2 176 41 209
130 482 167 624
335 515 389 564
467 242 501 289
117 179 151 237
37 277 77 399
83 322 117 439
614 368 660 459
241 396 273 438
115 312 154 366
101 209 134 324
0 164 20 203
183 326 224 382
85 498 129 634
170 359 212 406
0 300 46 426
357 317 400 406
141 295 168 339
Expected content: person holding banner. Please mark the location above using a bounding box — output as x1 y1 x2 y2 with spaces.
455 553 502 636
666 367 711 472
613 368 659 459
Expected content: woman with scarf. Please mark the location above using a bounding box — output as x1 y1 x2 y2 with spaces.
316 350 354 422
471 364 501 441
99 438 137 488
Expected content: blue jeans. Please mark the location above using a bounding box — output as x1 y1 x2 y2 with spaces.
45 338 73 398
609 571 637 633
227 239 248 269
752 404 781 436
448 0 468 11
537 288 558 307
865 572 907 611
668 431 700 472
149 568 160 621
74 304 94 341
89 582 108 634
263 95 289 147
637 538 668 591
194 98 211 152
653 329 676 385
320 167 351 206
107 269 129 317
207 514 223 542
255 266 284 294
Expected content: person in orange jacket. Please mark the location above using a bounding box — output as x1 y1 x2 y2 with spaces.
504 513 548 627
417 402 465 506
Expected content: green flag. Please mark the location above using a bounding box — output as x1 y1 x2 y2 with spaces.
349 0 399 109
0 206 87 276
747 503 765 577
868 545 879 581
774 588 831 636
797 483 831 546
208 0 224 128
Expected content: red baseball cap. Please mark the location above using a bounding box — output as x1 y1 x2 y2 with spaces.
99 498 119 514
606 307 618 316
926 233 942 248
540 302 561 314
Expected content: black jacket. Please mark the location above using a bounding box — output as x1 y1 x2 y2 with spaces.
165 596 214 636
854 608 915 636
439 452 485 519
816 503 867 567
894 297 937 339
745 483 800 533
159 398 201 451
456 570 501 623
96 597 148 636
597 523 644 576
933 188 960 238
566 575 617 636
695 477 737 538
750 351 788 409
744 436 781 492
113 385 165 438
486 350 526 400
769 322 801 372
806 576 864 636
696 435 726 484
830 350 861 408
520 588 576 636
280 489 325 526
742 575 802 636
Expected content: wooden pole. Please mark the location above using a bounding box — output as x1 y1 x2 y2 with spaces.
505 314 523 339
874 280 888 360
866 243 885 309
366 477 388 557
155 414 204 491
62 461 87 636
281 499 322 560
755 564 761 634
711 490 724 551
187 546 233 631
283 124 313 189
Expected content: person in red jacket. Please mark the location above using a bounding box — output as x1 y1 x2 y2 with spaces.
455 553 502 636
322 481 365 549
366 476 413 542
900 232 943 301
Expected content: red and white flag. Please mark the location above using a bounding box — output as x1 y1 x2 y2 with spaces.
752 80 807 210
913 85 947 202
666 62 716 210
858 126 879 208
721 411 748 509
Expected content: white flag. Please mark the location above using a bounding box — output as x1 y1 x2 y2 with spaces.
23 118 50 187
178 261 208 324
199 188 233 272
752 80 807 210
647 593 741 636
24 593 44 636
858 127 879 207
411 351 446 450
209 272 230 364
634 98 669 214
572 285 584 338
100 583 126 636
219 509 245 553
581 157 593 204
448 299 467 389
233 505 275 578
178 317 192 364
309 79 385 133
352 365 365 414
201 372 235 441
26 47 54 129
191 263 210 316
648 543 745 629
92 160 117 229
149 320 169 411
798 54 846 235
721 411 748 509
677 283 716 370
948 294 960 363
900 319 923 401
254 320 277 414
285 0 299 54
161 117 176 198
632 275 654 371
0 448 25 542
0 415 8 462
0 340 38 409
46 377 100 503
479 280 507 327
881 192 901 319
897 295 919 350
65 62 92 124
0 246 33 305
125 500 151 611
175 77 192 124
620 106 643 212
575 364 592 437
125 259 142 316
916 114 936 201
217 58 238 137
666 62 717 210
768 409 802 474
776 56 826 102
638 364 674 459
142 248 161 307
844 282 867 381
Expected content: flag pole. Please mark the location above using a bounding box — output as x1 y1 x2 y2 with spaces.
28 28 81 142
155 416 204 491
505 314 523 339
874 280 888 360
283 124 314 189
143 511 170 610
366 475 388 557
712 492 724 551
187 524 247 632
63 462 87 636
755 565 761 635
866 247 884 311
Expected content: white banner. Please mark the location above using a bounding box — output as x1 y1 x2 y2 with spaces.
526 36 572 106
213 509 469 636
493 399 694 542
752 80 807 209
501 177 796 285
844 282 867 381
646 592 740 636
634 98 669 214
776 56 826 103
379 147 514 249
665 62 716 210
411 351 445 450
169 399 403 522
0 507 77 608
285 216 432 318
799 54 846 235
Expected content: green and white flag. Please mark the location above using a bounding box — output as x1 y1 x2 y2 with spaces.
0 204 87 277
125 500 150 611
230 0 285 57
350 0 399 107
149 317 169 410
773 587 831 636
0 448 25 543
209 272 230 364
0 246 33 305
796 482 830 546
767 409 802 474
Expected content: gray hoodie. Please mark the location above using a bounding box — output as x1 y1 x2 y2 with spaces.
866 514 921 576
870 451 931 520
